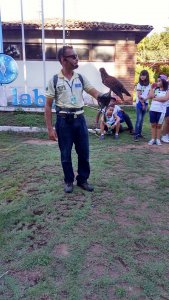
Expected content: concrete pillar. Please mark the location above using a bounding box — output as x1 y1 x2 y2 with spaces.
0 85 7 106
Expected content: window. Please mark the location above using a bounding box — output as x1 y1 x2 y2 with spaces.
72 45 89 61
25 44 42 60
91 45 115 62
45 44 57 60
56 44 89 61
4 43 22 60
3 42 115 62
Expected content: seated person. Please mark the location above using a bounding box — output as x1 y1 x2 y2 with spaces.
96 97 134 134
100 104 121 140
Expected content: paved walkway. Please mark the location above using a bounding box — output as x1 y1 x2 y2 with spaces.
0 126 47 133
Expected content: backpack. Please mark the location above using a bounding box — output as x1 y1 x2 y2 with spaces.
53 73 84 100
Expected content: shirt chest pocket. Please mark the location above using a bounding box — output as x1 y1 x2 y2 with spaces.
56 85 66 93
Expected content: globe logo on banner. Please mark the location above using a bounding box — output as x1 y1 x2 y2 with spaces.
0 54 18 84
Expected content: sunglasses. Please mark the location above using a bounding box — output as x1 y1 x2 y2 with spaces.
64 54 78 60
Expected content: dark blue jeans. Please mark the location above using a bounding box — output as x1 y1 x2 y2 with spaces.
55 114 90 184
135 107 146 136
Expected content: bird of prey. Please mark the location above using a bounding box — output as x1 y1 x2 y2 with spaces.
99 68 131 101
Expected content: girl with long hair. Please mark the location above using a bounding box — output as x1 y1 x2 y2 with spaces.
134 70 151 141
148 74 169 145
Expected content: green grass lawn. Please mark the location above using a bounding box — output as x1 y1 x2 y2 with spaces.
0 108 169 300
0 106 135 129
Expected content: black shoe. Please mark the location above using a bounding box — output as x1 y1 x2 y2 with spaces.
134 136 139 142
64 182 73 193
77 181 94 192
130 130 135 135
138 134 145 139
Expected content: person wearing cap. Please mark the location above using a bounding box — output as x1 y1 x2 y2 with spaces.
148 74 169 146
45 45 111 193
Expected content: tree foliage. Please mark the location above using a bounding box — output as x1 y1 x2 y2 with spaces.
154 65 169 80
137 27 169 63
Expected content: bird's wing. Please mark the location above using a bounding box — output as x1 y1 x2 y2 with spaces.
107 77 131 97
101 74 130 99
112 89 124 100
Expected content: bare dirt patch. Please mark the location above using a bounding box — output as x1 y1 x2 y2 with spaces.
114 208 139 227
90 207 112 221
40 296 52 300
108 260 128 278
148 210 169 225
44 195 87 225
160 159 169 173
132 175 155 185
121 196 138 205
82 243 109 281
87 243 105 256
134 252 152 265
107 143 169 154
53 244 70 257
89 263 106 277
9 269 42 286
118 283 143 298
121 201 148 214
83 295 100 300
81 259 108 283
12 218 51 252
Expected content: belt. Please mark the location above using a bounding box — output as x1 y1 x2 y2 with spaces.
57 113 84 118
56 106 84 113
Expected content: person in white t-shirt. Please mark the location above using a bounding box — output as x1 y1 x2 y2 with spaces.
96 97 134 134
99 104 121 140
161 108 169 143
148 74 169 145
161 76 169 143
134 70 151 141
109 98 134 134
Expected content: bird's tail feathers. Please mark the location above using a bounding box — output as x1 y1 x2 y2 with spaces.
122 88 131 96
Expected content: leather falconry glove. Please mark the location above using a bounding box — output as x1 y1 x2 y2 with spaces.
97 90 111 109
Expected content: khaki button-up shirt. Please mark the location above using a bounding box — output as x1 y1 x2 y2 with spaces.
45 71 94 110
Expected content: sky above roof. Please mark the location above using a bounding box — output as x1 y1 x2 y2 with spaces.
1 0 169 34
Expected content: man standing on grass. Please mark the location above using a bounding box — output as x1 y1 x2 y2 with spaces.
45 45 110 193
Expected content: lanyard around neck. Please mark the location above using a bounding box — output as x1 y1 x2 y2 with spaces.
65 78 75 94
